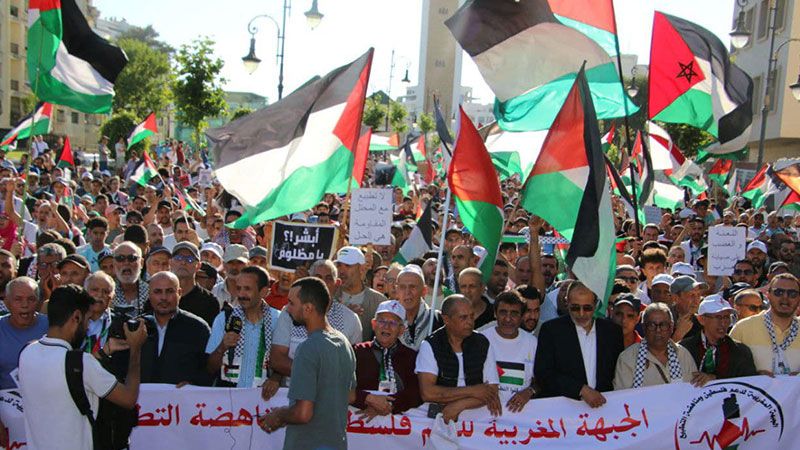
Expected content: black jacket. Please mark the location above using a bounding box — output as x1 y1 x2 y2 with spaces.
680 333 757 379
179 285 220 327
141 309 212 386
534 316 623 399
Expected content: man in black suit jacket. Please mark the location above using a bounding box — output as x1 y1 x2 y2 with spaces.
534 281 623 408
141 271 212 386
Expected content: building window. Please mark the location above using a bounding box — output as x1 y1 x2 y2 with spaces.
9 5 18 17
757 0 769 40
84 113 90 124
774 0 787 30
71 112 79 124
57 109 65 123
9 80 18 91
10 97 22 124
9 43 19 56
752 75 762 113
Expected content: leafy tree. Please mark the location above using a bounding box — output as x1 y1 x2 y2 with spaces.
99 111 141 159
418 112 435 134
230 107 254 122
388 101 408 134
173 37 227 149
661 123 715 158
362 98 385 131
116 25 174 54
114 38 173 118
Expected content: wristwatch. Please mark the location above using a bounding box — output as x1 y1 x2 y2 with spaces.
526 386 537 397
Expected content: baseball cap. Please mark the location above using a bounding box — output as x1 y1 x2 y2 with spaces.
200 242 223 260
722 282 752 302
199 262 218 279
747 240 767 254
105 205 125 216
249 246 269 259
670 262 695 278
335 246 365 265
398 264 424 283
289 212 307 222
678 208 695 219
697 295 735 315
173 241 200 260
769 261 790 274
651 273 675 287
56 254 89 270
670 275 708 295
157 200 172 210
81 172 93 180
374 300 406 321
53 177 69 187
613 293 641 312
223 244 249 264
146 246 171 260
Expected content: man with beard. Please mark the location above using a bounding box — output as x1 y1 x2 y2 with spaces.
0 250 17 313
57 254 90 287
746 240 769 284
207 266 280 390
680 217 706 269
146 223 164 248
730 273 800 375
486 259 510 303
258 277 356 450
140 272 211 386
18 284 146 450
335 246 387 342
213 244 249 307
170 242 220 327
731 259 759 287
112 242 150 317
518 285 542 334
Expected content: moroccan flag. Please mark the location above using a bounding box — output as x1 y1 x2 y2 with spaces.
0 102 53 148
208 49 374 228
127 113 158 149
448 106 504 281
445 0 636 132
27 0 128 113
352 126 371 187
648 12 753 155
394 203 433 264
648 121 707 195
56 136 74 168
601 122 615 154
709 159 733 187
131 150 159 187
519 66 616 307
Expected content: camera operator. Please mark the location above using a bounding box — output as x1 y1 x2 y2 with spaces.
18 284 147 450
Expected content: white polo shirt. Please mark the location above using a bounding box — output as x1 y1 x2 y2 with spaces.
18 337 117 450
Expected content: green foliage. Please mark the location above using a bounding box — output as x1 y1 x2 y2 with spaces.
116 25 174 54
660 123 715 158
362 97 385 131
173 37 227 148
418 112 435 134
389 101 408 134
114 38 173 119
21 93 37 116
230 107 254 122
100 111 140 159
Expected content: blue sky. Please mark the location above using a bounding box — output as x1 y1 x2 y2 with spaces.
94 0 735 104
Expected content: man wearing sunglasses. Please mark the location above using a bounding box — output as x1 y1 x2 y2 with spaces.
730 273 800 376
535 281 623 408
169 242 220 327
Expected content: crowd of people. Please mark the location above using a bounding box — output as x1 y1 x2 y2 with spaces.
0 136 799 450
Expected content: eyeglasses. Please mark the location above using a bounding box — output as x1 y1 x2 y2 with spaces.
375 318 402 328
568 304 595 313
733 269 755 276
37 261 55 269
113 254 139 263
644 322 672 331
172 254 198 264
703 313 732 322
771 288 800 299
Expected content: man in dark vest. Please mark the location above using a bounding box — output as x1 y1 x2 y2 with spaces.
415 295 500 423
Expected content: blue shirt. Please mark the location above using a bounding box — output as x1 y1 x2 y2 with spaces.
205 308 279 388
0 314 48 389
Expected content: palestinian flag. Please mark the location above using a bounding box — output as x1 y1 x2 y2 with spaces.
482 124 547 182
625 131 654 207
548 0 619 57
175 186 206 217
389 153 412 194
370 133 399 152
208 49 374 228
448 106 504 282
27 0 128 113
782 191 800 212
601 122 615 154
394 203 433 264
772 158 800 196
709 159 733 187
648 121 707 195
131 150 159 187
56 136 74 168
433 97 454 174
127 113 158 149
497 361 526 387
445 0 636 132
519 66 616 308
0 103 53 148
648 12 753 155
352 126 371 187
742 165 776 209
725 169 740 197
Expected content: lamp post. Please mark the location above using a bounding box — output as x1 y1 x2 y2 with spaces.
626 67 639 98
385 50 412 132
242 1 323 101
731 0 800 169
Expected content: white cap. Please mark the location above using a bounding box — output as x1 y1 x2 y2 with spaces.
398 264 424 283
670 262 695 278
747 240 768 254
335 246 365 265
651 273 675 287
678 208 695 219
697 295 735 315
223 244 249 263
200 242 223 260
374 300 406 320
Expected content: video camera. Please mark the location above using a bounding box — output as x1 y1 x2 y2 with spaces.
108 310 157 340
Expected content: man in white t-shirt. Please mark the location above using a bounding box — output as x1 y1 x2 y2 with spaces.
415 295 501 423
18 284 147 450
481 291 538 413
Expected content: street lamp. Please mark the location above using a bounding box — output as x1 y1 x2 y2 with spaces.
626 67 639 98
730 0 751 50
385 50 412 131
242 1 323 101
790 73 800 101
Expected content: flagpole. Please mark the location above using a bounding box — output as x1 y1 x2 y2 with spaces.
338 173 356 249
611 3 640 237
427 185 452 338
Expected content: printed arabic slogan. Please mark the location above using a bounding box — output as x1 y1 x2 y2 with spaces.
2 376 788 449
349 188 393 246
707 226 747 277
269 221 338 272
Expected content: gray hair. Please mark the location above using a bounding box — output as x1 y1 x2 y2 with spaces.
441 294 471 317
458 267 483 284
38 243 66 260
642 302 674 324
310 259 338 279
6 276 39 300
114 241 142 258
84 271 116 291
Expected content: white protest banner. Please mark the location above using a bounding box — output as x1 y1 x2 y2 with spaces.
349 188 392 245
269 221 338 272
707 226 747 276
643 205 662 226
